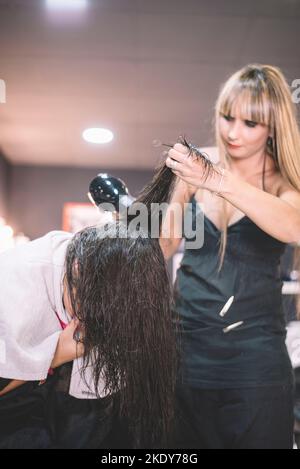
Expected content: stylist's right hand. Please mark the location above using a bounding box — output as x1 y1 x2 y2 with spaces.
166 143 224 193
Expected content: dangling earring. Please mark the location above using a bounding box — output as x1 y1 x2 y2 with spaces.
267 136 273 148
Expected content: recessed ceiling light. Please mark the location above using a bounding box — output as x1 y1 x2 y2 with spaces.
46 0 87 10
82 128 114 144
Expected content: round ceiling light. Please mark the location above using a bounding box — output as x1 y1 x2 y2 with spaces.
82 128 114 144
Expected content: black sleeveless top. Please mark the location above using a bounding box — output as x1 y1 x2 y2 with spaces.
175 197 293 388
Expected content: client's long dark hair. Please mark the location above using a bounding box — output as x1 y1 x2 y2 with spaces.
65 222 177 447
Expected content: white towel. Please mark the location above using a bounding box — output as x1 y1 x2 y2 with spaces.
0 230 107 399
69 356 107 399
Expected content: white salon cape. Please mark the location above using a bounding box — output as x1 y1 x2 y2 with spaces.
0 231 105 399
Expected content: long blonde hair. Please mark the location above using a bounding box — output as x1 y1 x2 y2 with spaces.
215 64 300 268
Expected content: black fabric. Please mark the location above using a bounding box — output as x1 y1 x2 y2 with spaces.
0 376 56 449
173 384 294 449
0 364 115 449
0 378 11 392
175 197 294 388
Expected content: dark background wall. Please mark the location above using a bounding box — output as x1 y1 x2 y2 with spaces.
8 165 153 240
0 151 10 220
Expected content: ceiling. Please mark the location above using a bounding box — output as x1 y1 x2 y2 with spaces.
0 0 299 169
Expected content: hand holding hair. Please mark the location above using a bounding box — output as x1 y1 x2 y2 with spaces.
166 136 227 196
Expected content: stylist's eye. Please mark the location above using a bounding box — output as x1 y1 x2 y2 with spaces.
222 114 234 122
245 120 257 128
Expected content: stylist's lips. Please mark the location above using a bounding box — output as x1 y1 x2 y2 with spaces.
227 142 241 149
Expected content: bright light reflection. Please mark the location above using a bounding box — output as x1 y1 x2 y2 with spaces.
82 128 114 144
46 0 87 10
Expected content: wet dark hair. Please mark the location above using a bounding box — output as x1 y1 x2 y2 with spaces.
65 222 178 447
127 136 214 232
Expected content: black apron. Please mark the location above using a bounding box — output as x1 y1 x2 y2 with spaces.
175 197 293 388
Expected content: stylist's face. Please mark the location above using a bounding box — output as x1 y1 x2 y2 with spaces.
218 99 270 160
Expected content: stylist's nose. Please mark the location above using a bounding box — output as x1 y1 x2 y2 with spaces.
228 120 240 142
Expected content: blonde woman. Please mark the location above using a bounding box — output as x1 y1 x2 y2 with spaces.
165 64 300 449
